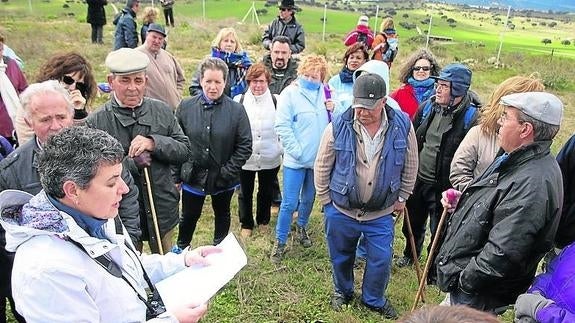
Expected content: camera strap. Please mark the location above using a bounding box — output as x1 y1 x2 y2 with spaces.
67 216 165 317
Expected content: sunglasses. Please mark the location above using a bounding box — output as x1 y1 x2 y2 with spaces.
279 7 291 11
62 75 87 90
412 66 431 72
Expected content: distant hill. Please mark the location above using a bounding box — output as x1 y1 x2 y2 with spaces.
428 0 575 13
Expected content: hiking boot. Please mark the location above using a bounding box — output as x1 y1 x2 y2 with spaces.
330 293 353 311
296 226 312 248
362 299 399 319
395 256 414 268
271 241 286 264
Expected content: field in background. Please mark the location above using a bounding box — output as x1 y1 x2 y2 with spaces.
1 1 574 322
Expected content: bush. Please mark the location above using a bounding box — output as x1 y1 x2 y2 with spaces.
542 38 552 45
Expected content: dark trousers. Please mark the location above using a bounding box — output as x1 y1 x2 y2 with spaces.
163 8 174 26
90 24 103 44
401 180 444 281
1 246 25 323
177 189 234 248
272 175 282 204
238 167 279 229
451 287 511 315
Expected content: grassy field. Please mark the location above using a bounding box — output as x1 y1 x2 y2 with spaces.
1 0 574 322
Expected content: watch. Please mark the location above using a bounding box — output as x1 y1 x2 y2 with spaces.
398 197 406 203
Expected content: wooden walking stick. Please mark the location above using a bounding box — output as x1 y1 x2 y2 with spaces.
144 167 164 255
411 206 449 311
402 207 425 303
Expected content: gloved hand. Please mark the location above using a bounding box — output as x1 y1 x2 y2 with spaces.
133 151 152 169
514 293 554 322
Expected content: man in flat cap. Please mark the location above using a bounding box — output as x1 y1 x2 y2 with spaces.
436 91 564 313
314 73 418 318
86 48 190 254
136 23 185 111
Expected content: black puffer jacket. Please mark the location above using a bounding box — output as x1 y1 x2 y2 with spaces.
86 0 107 26
87 98 190 253
0 136 142 245
176 94 252 194
413 93 478 191
262 16 305 54
436 141 563 307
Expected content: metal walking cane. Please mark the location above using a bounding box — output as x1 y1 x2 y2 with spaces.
411 205 449 311
144 167 164 255
402 207 425 303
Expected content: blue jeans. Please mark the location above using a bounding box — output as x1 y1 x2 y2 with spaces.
324 203 394 308
275 167 315 244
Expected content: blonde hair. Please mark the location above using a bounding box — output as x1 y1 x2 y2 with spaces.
480 74 545 135
211 28 243 52
142 6 159 24
297 55 328 82
380 17 395 32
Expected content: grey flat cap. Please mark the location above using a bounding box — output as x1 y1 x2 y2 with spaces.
105 48 149 75
147 23 166 37
500 92 563 126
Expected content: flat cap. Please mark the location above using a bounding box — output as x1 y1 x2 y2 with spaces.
500 91 563 126
147 23 166 37
352 73 386 110
105 48 149 75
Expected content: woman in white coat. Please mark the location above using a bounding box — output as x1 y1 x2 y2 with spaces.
0 126 219 323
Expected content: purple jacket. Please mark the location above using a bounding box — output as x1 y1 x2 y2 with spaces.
530 243 575 322
0 56 28 138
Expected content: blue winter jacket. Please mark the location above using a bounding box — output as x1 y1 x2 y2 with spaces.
274 80 330 169
113 8 138 50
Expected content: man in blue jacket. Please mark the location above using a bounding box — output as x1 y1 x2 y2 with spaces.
314 73 418 319
113 0 140 50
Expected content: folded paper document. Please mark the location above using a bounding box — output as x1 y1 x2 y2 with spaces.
156 233 247 310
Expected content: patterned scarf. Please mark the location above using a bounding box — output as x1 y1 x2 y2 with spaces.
211 47 252 97
408 77 435 104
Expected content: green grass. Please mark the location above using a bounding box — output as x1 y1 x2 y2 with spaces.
1 0 574 322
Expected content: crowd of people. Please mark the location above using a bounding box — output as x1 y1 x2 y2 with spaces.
0 1 574 322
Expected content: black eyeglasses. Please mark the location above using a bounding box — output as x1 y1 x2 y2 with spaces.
412 66 431 72
280 7 290 11
62 75 86 89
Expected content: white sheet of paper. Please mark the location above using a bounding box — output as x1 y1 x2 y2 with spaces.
155 233 247 311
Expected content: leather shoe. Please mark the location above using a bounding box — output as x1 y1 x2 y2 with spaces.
362 299 398 319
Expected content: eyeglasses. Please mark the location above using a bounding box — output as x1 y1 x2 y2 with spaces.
62 75 86 89
412 66 431 72
280 7 291 11
434 82 450 90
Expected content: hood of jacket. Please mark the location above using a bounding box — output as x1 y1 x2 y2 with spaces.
352 60 401 110
0 190 69 252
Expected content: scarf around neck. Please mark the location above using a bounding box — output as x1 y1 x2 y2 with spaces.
339 66 354 84
408 77 435 104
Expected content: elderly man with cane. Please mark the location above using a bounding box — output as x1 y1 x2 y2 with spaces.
435 92 564 314
87 48 190 254
315 73 418 318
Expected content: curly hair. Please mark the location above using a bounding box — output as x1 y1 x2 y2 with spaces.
38 126 124 198
141 6 159 25
396 48 441 84
341 43 369 68
480 74 545 136
297 54 328 82
211 27 243 53
36 52 97 107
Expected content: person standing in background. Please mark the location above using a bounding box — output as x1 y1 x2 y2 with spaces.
86 0 107 44
262 0 305 55
113 0 140 50
160 0 175 27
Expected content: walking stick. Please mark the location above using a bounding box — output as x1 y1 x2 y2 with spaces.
144 167 164 255
411 206 449 311
402 207 425 303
